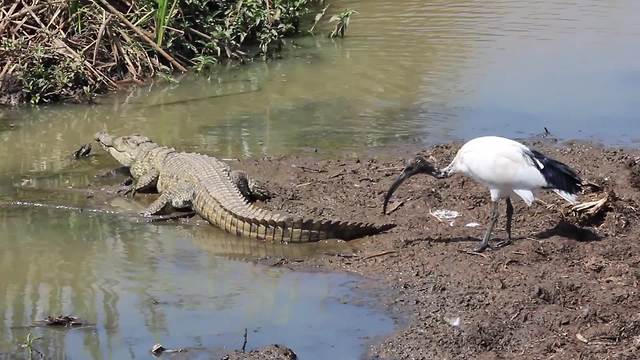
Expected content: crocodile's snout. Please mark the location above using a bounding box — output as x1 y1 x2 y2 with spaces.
94 132 113 147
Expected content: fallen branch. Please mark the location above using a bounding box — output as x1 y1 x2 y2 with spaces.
187 27 212 40
292 164 326 173
571 195 608 215
0 2 49 25
241 328 248 352
0 1 20 36
362 250 397 260
92 12 110 65
385 200 405 215
457 249 489 258
92 0 187 72
328 170 345 179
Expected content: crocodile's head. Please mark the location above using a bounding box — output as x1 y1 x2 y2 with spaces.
94 132 153 166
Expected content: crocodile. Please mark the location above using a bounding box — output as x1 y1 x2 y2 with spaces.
94 132 395 242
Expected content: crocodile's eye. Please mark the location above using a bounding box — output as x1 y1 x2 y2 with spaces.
129 136 151 146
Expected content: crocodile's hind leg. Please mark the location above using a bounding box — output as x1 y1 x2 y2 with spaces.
141 184 194 216
230 170 272 202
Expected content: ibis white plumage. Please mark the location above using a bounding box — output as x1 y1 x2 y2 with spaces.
383 136 582 252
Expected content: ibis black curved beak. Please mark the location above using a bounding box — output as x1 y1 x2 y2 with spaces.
383 168 417 214
383 156 439 215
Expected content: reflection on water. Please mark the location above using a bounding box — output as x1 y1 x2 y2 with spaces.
1 0 638 176
0 207 390 359
0 0 638 358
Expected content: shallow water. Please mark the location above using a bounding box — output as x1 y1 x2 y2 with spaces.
0 207 391 359
1 0 638 358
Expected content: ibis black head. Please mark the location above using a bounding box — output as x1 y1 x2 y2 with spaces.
383 156 439 214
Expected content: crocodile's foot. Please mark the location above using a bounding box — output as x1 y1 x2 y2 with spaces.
249 181 273 201
117 184 136 198
116 178 135 197
230 170 273 202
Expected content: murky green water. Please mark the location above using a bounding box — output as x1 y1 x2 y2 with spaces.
0 208 390 360
1 0 639 358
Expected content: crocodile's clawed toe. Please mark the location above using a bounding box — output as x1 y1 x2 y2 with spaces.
117 186 134 197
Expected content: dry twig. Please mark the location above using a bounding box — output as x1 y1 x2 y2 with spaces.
93 0 187 72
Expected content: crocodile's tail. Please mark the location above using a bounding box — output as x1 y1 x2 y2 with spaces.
191 172 395 242
220 212 396 242
324 220 396 241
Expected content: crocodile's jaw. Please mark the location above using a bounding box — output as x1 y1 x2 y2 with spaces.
94 132 152 167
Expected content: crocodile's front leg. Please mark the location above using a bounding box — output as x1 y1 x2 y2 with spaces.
141 183 194 216
121 169 159 198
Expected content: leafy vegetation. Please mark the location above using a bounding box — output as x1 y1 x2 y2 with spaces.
0 0 359 105
155 0 179 46
20 332 44 359
0 0 316 105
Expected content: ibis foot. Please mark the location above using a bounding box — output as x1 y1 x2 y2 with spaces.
474 242 490 253
495 239 513 249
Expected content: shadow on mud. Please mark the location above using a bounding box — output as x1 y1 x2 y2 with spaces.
534 221 601 242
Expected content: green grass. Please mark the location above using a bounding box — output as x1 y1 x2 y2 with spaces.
155 0 178 46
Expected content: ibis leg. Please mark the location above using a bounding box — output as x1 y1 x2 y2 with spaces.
476 201 500 252
496 197 514 248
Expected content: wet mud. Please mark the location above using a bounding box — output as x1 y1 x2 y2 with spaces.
222 345 298 360
230 139 640 359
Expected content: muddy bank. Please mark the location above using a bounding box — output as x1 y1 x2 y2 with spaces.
228 138 640 359
222 344 297 360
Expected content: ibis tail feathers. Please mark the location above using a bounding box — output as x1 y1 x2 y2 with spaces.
527 149 582 200
552 189 578 204
513 189 535 206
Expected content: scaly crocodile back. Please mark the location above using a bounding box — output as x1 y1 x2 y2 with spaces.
164 152 394 242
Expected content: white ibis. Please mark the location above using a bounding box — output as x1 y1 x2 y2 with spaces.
383 136 582 252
